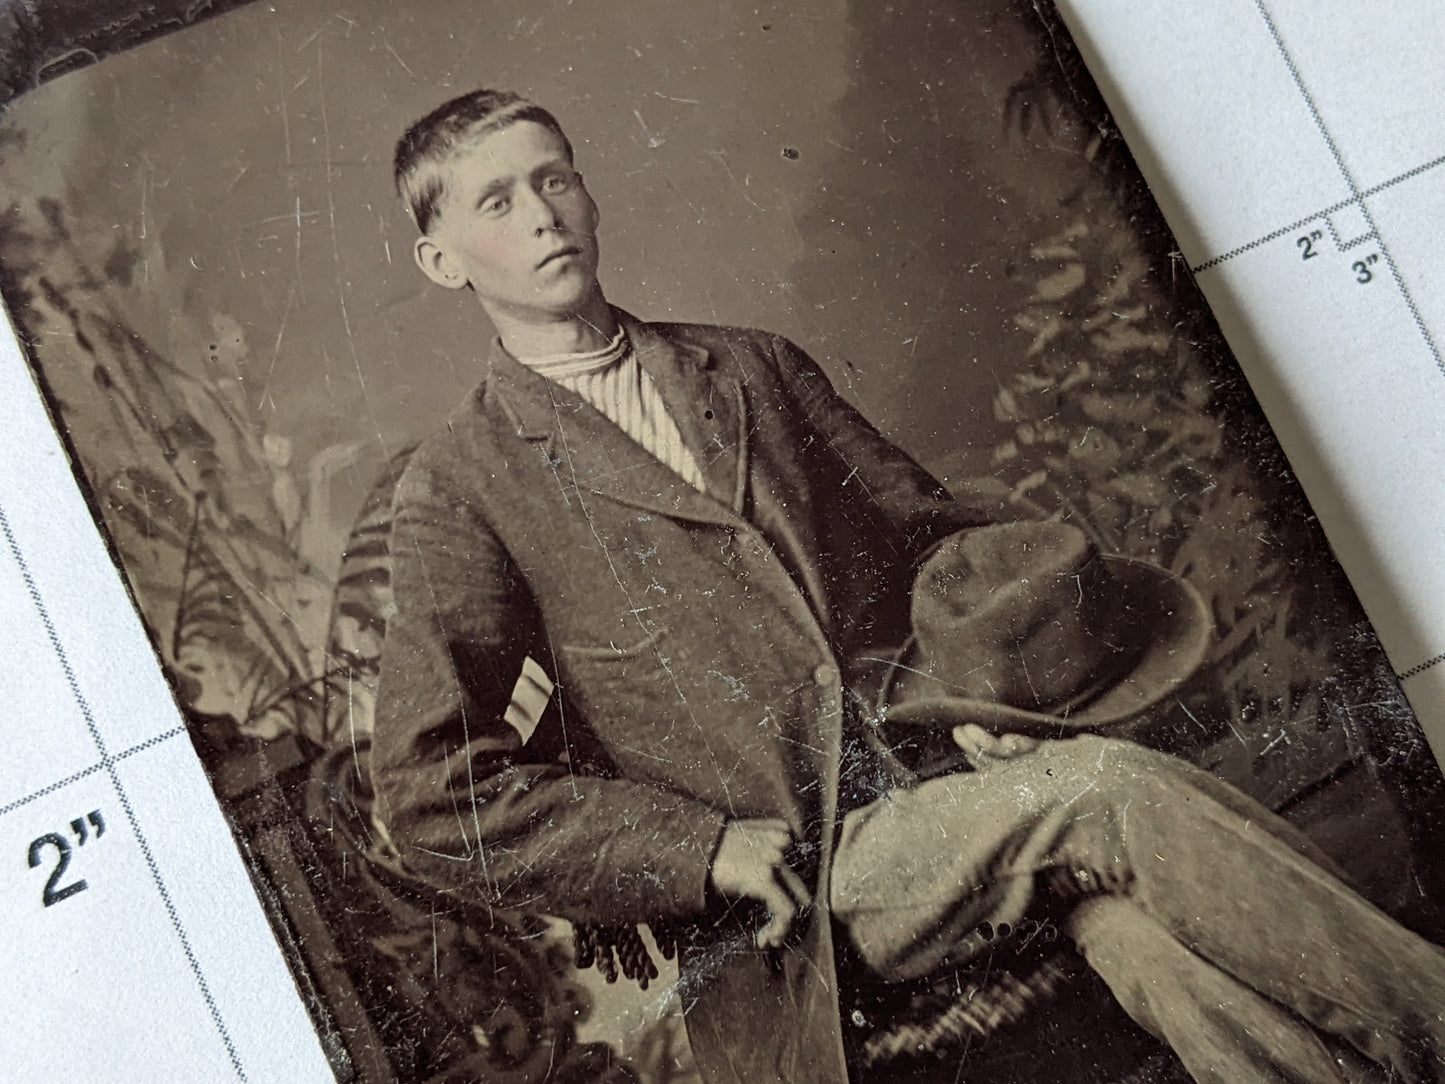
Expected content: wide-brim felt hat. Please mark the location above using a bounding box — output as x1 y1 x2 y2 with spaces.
881 521 1212 738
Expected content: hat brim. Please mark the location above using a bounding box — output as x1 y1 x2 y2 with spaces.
883 554 1212 736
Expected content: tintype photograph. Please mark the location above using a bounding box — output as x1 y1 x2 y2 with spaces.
4 1 1445 1081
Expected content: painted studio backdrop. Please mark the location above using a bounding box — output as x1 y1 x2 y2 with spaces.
3 1 1444 1081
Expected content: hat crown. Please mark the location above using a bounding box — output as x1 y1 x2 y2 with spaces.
910 522 1135 713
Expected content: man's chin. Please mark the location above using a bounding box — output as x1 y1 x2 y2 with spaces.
548 277 608 315
488 285 609 327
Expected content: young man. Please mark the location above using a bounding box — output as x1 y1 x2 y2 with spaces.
372 89 1445 1082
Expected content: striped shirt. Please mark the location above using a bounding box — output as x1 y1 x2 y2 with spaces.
514 326 708 493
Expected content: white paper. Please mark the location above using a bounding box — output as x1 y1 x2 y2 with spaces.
0 309 333 1083
1057 0 1445 762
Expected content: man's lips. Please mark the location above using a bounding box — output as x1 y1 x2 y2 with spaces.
537 245 583 269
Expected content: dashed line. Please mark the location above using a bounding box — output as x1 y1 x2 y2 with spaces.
0 501 247 1082
1251 0 1443 376
0 761 107 818
1366 152 1445 198
0 727 188 819
1398 652 1445 682
1190 197 1360 273
1190 4 1445 378
1191 155 1445 274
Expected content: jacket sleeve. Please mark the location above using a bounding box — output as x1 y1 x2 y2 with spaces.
766 332 989 569
370 451 728 927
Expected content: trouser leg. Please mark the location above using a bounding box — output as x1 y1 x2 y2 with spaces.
1068 737 1445 1080
1068 894 1376 1083
831 735 1445 1081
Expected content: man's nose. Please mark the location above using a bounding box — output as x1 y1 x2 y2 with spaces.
518 188 562 233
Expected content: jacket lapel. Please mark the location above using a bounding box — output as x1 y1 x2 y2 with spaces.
626 315 749 512
484 316 749 529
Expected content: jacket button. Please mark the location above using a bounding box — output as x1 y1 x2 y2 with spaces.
813 663 838 687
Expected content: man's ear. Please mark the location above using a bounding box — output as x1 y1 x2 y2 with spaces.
413 235 468 291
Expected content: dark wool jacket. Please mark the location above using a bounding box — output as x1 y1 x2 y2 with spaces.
371 311 984 1082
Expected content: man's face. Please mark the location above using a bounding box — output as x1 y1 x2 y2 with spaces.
417 120 601 322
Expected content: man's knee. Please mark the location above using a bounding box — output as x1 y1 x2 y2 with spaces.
1030 734 1182 806
1060 733 1167 771
1073 735 1220 799
1022 737 1197 887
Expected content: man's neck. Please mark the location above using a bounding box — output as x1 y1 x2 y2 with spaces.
487 294 619 358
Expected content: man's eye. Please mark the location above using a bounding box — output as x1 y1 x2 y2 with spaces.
481 195 510 216
541 172 576 194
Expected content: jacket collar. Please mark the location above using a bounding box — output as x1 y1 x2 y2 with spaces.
483 310 749 527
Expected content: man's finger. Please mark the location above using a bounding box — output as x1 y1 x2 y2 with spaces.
749 818 791 833
751 829 791 854
742 818 790 840
742 822 791 850
773 859 812 912
951 723 993 767
754 884 797 950
953 724 1040 766
999 733 1040 757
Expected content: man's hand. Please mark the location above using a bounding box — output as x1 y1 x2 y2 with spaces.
708 818 811 949
952 723 1040 769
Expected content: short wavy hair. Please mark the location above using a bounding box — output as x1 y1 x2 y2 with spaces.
394 89 574 234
